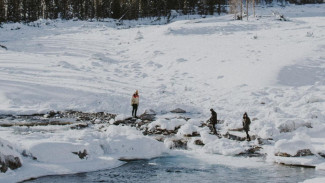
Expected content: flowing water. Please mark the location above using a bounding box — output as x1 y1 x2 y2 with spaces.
25 155 325 183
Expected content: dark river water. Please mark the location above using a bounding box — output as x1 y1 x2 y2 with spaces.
25 155 325 183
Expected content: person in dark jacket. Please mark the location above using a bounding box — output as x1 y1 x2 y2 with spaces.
242 112 251 141
209 108 218 135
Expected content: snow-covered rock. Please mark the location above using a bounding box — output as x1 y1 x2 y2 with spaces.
0 138 22 173
274 133 315 157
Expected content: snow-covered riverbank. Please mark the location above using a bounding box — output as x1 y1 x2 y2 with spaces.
1 4 325 183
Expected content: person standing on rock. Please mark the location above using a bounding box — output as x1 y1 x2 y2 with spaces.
131 90 139 118
209 108 218 135
242 112 251 141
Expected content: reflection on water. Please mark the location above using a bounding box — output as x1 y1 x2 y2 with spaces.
25 155 325 183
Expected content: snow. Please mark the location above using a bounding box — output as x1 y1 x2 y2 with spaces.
274 133 315 156
0 3 325 182
303 177 325 183
148 118 187 131
0 125 167 182
203 138 246 156
177 123 198 136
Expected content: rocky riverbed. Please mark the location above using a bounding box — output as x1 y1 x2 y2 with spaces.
2 107 323 176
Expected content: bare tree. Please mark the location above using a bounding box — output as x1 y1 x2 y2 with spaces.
246 0 248 20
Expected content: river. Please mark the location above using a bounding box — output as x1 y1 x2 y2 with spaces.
25 155 325 183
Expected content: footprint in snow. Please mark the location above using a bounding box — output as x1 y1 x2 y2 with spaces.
177 58 187 63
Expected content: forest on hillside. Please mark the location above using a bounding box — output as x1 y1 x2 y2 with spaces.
0 0 323 23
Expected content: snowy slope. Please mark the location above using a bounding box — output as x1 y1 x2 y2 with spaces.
0 5 324 116
0 4 325 182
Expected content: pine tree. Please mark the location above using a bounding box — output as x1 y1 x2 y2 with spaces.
7 0 21 22
197 0 206 15
111 0 121 19
206 0 216 15
0 0 5 23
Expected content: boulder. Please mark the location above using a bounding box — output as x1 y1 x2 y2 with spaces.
170 108 186 113
194 139 205 146
139 109 156 121
0 155 22 173
295 149 314 157
139 113 156 121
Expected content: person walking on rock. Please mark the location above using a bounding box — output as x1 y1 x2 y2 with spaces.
209 108 218 135
242 112 251 141
131 90 139 118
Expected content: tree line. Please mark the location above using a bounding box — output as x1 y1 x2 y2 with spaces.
0 0 228 23
0 0 322 23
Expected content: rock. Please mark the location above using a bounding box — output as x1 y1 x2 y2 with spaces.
275 152 291 157
154 135 166 142
319 152 325 158
170 108 186 113
194 139 204 146
223 132 246 141
172 139 187 149
139 113 155 121
184 132 200 137
228 128 244 132
70 123 89 130
114 117 137 125
47 111 58 118
166 138 188 149
275 149 314 157
144 109 156 115
278 120 312 133
295 149 314 157
238 146 264 157
257 137 273 145
0 155 22 173
72 149 88 159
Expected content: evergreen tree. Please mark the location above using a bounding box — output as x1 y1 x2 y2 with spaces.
7 0 21 22
206 0 216 15
0 0 5 23
111 0 121 19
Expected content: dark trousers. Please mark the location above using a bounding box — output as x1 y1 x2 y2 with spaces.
245 130 251 141
132 104 138 117
211 123 217 135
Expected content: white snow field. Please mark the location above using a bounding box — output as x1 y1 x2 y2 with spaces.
0 4 325 183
